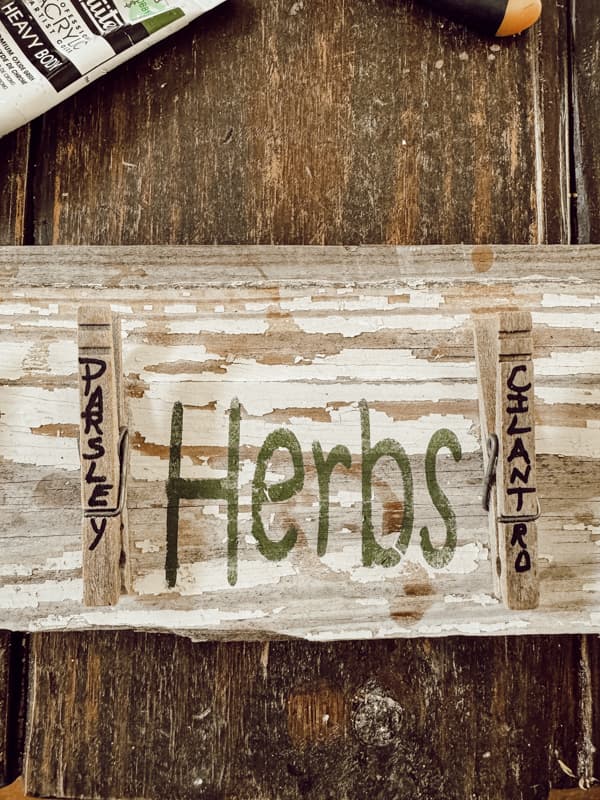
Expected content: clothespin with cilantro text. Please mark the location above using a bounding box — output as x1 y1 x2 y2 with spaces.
473 311 539 610
77 306 129 606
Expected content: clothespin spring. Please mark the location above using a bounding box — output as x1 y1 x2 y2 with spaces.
83 426 129 519
482 434 499 513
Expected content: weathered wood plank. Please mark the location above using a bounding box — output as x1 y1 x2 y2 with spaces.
0 128 30 246
0 634 13 787
23 631 584 800
27 0 569 246
0 634 27 788
2 245 600 638
570 0 600 243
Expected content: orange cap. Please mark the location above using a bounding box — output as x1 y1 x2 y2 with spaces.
496 0 542 35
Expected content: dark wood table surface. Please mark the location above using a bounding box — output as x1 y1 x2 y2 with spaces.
1 1 600 798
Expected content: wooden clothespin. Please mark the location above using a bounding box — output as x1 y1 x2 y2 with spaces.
473 311 539 610
77 306 129 606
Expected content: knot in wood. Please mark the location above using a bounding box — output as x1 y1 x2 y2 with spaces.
351 683 403 747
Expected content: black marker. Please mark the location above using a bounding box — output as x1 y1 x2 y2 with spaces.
418 0 542 36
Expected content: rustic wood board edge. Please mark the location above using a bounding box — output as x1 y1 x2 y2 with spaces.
2 244 600 287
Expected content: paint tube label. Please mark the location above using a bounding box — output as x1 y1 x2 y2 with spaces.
0 0 224 135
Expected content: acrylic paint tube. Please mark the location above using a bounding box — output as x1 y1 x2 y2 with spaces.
0 0 224 137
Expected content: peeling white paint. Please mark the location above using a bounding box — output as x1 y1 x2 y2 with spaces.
168 318 269 335
121 320 146 334
27 606 268 631
416 619 530 635
0 387 79 467
537 425 600 458
321 542 487 581
164 304 198 314
444 593 499 606
0 303 59 316
541 294 600 308
306 628 375 641
18 319 77 329
535 351 600 376
47 341 78 374
533 312 600 331
134 558 298 596
294 313 469 336
134 540 161 553
131 390 479 458
125 344 222 373
536 386 600 405
0 578 82 609
110 304 134 314
278 290 444 312
355 598 389 607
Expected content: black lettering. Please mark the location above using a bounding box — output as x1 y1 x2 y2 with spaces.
510 522 528 549
82 436 105 460
88 483 113 507
79 357 107 397
89 517 107 550
509 464 531 485
515 549 532 573
506 393 529 415
81 385 103 437
507 364 531 394
507 437 531 465
85 460 107 484
507 414 532 435
507 486 536 512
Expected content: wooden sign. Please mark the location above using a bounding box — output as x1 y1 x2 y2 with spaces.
2 245 600 640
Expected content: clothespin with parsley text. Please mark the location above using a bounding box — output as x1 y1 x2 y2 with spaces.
77 306 130 606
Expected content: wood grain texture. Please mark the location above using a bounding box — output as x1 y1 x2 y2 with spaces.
0 634 27 788
0 635 12 787
0 128 30 246
570 0 600 243
2 245 600 638
1 1 591 795
27 0 569 246
23 630 587 800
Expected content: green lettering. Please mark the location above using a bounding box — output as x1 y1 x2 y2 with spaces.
165 401 183 589
252 428 304 561
165 398 240 587
312 442 352 556
360 399 413 567
420 428 461 568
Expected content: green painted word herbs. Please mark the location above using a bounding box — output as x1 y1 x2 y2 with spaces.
165 399 462 587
